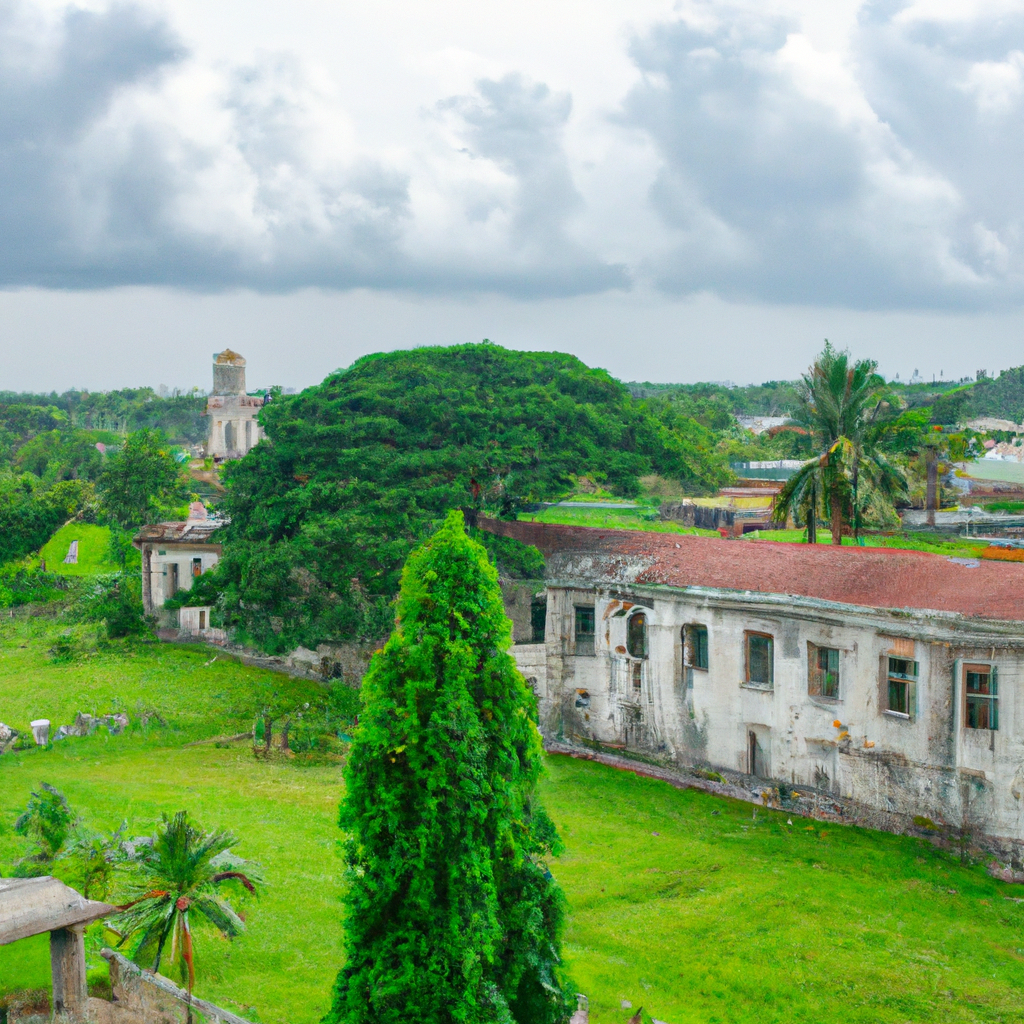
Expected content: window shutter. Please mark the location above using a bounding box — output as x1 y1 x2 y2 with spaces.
991 665 999 696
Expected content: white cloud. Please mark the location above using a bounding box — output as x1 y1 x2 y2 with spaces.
0 0 1023 311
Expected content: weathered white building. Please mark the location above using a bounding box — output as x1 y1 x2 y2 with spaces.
206 349 264 461
483 518 1024 846
133 502 223 636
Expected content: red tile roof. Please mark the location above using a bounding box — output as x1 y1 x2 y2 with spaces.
478 518 1024 623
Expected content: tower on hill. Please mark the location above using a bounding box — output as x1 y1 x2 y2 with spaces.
206 349 264 461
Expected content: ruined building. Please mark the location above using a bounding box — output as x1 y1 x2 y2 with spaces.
481 518 1024 847
133 502 223 637
206 349 264 460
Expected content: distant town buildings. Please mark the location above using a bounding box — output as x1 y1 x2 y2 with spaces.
206 349 264 461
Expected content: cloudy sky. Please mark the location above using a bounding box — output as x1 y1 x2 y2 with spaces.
2 0 1024 391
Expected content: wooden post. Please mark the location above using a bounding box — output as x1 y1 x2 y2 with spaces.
50 924 88 1018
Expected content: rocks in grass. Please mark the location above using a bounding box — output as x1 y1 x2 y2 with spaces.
30 719 50 745
0 721 18 754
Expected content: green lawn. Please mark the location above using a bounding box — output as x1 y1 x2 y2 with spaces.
520 504 718 537
0 621 323 739
3 623 1024 1023
741 530 993 559
39 524 118 576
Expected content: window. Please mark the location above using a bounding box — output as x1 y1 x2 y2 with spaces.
627 612 648 659
685 624 709 671
530 597 547 644
632 661 643 695
964 664 998 730
192 557 203 578
808 644 840 699
745 633 774 687
575 605 596 656
887 657 918 717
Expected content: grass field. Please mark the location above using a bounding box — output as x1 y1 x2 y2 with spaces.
4 622 1024 1023
519 504 718 537
39 523 117 576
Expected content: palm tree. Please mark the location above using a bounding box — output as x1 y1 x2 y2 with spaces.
774 343 905 543
112 812 261 1015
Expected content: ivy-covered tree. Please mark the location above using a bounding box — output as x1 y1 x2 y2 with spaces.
327 511 571 1024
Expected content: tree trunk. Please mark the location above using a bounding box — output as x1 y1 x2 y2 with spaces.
926 449 938 527
263 714 273 754
807 481 817 544
830 487 844 545
279 717 291 752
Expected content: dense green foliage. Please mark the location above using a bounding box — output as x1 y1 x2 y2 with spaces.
0 475 95 564
98 429 188 529
217 344 729 650
328 512 571 1024
0 387 208 446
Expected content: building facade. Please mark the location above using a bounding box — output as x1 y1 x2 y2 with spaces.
482 518 1024 845
133 503 223 632
206 349 264 461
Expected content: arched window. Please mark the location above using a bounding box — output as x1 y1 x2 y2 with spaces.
627 612 647 659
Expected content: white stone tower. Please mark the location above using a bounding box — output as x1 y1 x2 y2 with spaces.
206 349 264 460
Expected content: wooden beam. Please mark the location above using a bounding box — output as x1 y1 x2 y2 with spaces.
50 924 88 1018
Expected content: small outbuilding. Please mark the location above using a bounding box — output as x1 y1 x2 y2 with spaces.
133 502 223 624
0 876 114 1018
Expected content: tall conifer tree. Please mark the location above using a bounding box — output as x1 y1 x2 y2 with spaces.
326 511 571 1024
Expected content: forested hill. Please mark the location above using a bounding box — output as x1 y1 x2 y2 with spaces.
216 343 731 651
629 366 1024 425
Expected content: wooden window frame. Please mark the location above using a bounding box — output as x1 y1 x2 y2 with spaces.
744 631 774 689
963 662 998 731
884 655 918 720
684 624 709 672
807 643 840 700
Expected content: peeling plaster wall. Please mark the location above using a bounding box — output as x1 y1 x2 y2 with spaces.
515 572 1024 843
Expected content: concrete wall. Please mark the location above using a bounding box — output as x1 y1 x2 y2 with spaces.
521 580 1024 843
145 545 220 621
206 394 264 459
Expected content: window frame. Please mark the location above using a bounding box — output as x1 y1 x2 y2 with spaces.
744 631 774 689
627 611 648 660
529 596 547 644
963 662 999 731
884 655 918 720
574 605 596 657
807 643 840 700
684 623 709 672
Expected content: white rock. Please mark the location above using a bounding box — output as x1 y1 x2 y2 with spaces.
30 719 50 745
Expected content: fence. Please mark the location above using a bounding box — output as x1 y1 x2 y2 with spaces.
101 949 254 1024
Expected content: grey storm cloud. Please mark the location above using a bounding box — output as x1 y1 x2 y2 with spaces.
622 2 1024 309
435 73 627 295
0 3 620 295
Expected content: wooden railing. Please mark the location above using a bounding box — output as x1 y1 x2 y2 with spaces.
100 949 254 1024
